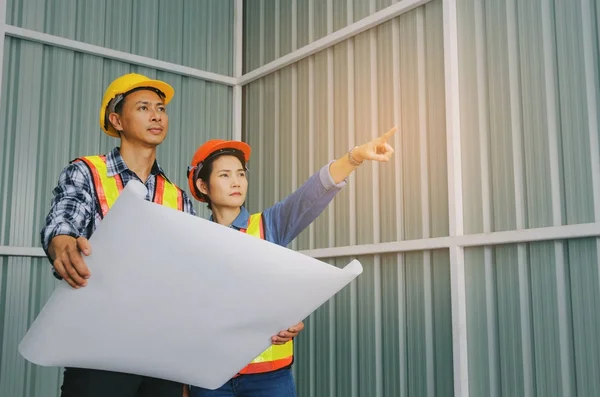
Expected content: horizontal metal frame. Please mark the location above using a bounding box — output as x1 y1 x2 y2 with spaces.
299 222 600 258
4 25 238 86
3 222 600 258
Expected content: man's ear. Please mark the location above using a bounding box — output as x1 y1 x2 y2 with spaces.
108 112 123 133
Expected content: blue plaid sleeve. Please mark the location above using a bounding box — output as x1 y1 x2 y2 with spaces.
40 162 96 260
181 189 197 216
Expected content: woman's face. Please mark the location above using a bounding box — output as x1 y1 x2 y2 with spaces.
197 155 248 209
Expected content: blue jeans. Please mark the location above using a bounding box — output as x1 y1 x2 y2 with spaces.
190 368 296 397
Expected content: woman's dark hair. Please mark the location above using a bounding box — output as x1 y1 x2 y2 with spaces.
194 150 247 210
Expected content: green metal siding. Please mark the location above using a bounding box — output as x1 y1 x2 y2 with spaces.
0 30 232 395
244 1 448 246
459 1 600 396
290 252 452 397
466 239 600 397
243 2 451 396
6 0 234 76
458 0 600 233
0 257 61 397
243 0 407 73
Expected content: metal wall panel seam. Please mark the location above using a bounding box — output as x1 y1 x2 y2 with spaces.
473 0 499 394
541 0 573 395
291 0 299 252
233 0 244 141
0 0 7 112
258 0 265 211
368 1 384 396
416 7 435 397
4 25 237 86
274 0 281 204
580 0 600 305
239 0 433 85
346 1 359 396
442 0 469 395
326 0 337 394
392 13 409 397
307 1 316 395
308 0 316 252
505 0 534 394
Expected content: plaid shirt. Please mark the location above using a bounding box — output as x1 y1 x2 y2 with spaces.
41 147 196 267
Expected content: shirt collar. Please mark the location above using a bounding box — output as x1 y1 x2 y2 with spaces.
209 206 250 229
106 146 165 178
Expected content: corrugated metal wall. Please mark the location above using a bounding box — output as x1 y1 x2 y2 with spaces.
243 1 454 395
6 0 233 75
2 0 599 396
0 1 234 396
243 0 600 396
243 0 407 73
459 0 600 396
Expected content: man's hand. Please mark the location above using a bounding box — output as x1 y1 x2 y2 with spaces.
271 321 304 345
49 235 91 288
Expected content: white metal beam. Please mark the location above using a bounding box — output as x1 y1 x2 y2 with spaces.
4 25 237 86
297 221 600 258
4 222 600 258
442 0 469 395
238 0 432 86
0 246 45 257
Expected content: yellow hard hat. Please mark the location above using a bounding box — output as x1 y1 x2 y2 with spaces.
99 73 175 137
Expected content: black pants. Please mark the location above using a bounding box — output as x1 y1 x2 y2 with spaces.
60 367 183 397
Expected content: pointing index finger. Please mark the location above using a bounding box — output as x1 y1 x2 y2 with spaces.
381 126 398 141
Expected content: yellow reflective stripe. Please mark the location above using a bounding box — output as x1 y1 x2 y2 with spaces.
161 178 181 210
244 212 294 365
84 155 121 210
82 155 182 213
245 213 262 238
250 341 294 363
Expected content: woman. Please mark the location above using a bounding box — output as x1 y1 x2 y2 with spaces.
186 126 397 396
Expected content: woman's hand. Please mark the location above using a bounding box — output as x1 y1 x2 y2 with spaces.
329 126 398 184
352 126 397 163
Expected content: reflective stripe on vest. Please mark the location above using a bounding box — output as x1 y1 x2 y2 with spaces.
75 155 183 217
238 213 294 375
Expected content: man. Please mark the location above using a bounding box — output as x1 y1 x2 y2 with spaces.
41 73 301 397
41 73 196 396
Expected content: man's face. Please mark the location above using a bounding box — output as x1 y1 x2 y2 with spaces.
109 90 169 148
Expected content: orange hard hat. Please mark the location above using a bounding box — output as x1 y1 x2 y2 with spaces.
187 139 252 202
99 73 174 137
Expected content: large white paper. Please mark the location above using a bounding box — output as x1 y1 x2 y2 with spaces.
19 181 362 389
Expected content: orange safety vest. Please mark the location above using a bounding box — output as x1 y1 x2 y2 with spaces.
74 155 184 217
237 213 294 375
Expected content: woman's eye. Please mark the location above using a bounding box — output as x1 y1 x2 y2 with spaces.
158 106 166 112
139 106 148 111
